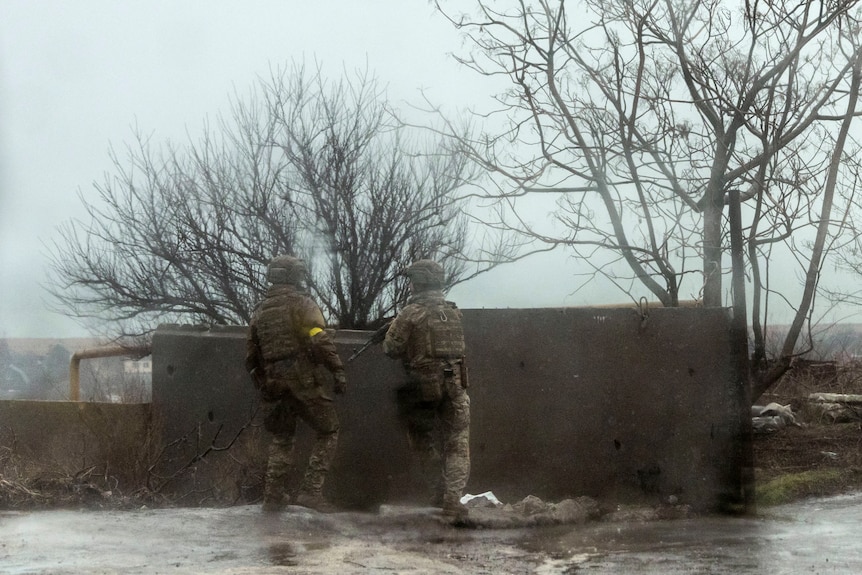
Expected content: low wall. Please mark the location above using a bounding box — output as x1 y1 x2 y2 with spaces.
152 306 752 512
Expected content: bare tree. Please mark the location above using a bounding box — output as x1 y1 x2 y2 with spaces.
436 0 862 397
47 61 495 336
263 63 485 327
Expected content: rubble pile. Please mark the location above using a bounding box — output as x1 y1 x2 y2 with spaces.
451 492 689 528
807 393 862 424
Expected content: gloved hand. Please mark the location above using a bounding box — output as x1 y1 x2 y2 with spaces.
333 371 348 395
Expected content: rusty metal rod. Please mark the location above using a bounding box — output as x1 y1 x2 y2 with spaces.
69 345 151 401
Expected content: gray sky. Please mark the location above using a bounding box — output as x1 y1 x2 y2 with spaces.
2 1 859 342
0 0 591 338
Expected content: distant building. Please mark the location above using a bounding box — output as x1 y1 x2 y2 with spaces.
124 358 152 375
1 338 151 402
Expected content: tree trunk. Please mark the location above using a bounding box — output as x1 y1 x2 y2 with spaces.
702 194 724 307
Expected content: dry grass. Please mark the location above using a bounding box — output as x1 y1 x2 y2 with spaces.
0 425 167 510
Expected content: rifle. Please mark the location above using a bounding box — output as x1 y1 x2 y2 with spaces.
347 319 393 363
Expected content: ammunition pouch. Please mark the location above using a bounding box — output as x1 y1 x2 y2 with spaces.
406 370 444 403
442 360 469 398
259 357 296 401
458 360 469 389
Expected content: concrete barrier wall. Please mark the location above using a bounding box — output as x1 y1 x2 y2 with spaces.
152 306 750 512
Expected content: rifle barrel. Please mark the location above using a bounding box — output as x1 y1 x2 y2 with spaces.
346 320 392 363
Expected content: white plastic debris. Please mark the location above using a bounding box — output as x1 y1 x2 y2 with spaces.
752 415 786 434
752 402 800 433
460 491 502 507
752 402 799 425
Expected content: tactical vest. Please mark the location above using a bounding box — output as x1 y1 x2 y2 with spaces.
421 299 465 359
254 288 302 363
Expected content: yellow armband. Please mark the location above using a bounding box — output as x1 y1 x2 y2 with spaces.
308 327 324 337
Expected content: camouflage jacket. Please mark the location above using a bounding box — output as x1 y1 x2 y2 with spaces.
246 285 343 378
383 289 465 375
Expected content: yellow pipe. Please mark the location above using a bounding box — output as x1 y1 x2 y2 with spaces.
69 345 152 402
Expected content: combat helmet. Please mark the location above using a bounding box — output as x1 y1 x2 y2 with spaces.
405 259 445 290
267 255 307 285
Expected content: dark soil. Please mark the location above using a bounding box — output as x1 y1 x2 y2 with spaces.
754 423 862 485
753 362 862 503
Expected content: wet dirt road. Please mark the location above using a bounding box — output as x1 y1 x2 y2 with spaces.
528 492 862 574
2 493 862 574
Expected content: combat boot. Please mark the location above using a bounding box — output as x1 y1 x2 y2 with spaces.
430 491 445 508
429 477 446 508
442 495 468 520
261 492 290 513
294 491 338 513
262 482 291 513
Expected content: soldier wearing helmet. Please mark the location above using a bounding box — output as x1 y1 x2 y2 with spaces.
246 255 347 513
383 259 471 519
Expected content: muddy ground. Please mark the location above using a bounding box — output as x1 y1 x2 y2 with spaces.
4 413 861 574
754 421 862 495
752 363 862 503
5 492 862 574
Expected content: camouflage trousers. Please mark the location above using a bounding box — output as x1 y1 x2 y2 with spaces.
261 394 339 506
397 374 471 505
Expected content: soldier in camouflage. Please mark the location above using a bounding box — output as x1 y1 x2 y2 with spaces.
246 255 347 513
383 259 470 519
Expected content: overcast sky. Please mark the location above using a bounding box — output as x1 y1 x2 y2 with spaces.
0 1 596 339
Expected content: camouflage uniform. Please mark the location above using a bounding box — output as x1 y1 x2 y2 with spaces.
246 256 346 512
383 260 470 516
